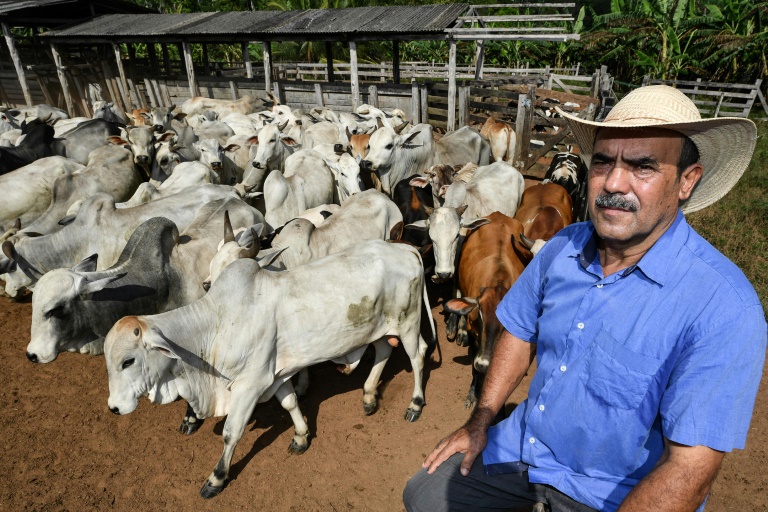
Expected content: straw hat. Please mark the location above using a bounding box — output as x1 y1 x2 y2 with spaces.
556 85 757 213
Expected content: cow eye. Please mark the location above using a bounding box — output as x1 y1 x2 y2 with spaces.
45 306 65 319
122 358 135 370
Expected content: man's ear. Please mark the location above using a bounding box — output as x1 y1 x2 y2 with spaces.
678 163 704 202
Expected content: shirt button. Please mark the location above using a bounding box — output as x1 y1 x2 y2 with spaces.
577 322 585 329
529 437 536 444
560 365 567 372
538 404 545 411
596 284 604 288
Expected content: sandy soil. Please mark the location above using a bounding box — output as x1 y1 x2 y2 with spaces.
0 283 765 512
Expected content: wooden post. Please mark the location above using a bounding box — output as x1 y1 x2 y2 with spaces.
458 86 469 127
262 41 272 92
2 23 33 107
315 83 324 106
50 44 75 116
242 42 252 79
325 41 334 82
349 40 360 110
368 85 378 108
420 83 428 124
161 43 171 75
447 39 457 132
392 40 400 84
514 85 536 170
113 43 132 109
411 79 419 124
182 41 199 98
474 40 485 80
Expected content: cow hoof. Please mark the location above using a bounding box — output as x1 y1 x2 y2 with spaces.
199 481 224 499
288 439 309 454
363 401 377 416
404 408 422 423
179 418 203 435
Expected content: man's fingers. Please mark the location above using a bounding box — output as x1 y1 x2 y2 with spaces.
460 449 480 476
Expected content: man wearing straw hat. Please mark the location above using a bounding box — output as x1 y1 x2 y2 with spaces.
403 85 766 511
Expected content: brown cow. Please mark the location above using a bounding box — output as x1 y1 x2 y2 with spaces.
443 211 531 408
480 116 515 162
514 182 573 255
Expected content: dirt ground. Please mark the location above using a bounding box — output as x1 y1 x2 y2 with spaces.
0 283 766 512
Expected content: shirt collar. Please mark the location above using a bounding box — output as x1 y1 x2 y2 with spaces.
570 210 690 286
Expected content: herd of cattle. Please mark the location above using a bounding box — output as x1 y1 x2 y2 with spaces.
0 93 588 499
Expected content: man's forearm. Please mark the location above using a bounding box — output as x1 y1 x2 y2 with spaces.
469 330 536 430
618 441 724 512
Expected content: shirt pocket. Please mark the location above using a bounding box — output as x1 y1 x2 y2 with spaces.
583 329 663 410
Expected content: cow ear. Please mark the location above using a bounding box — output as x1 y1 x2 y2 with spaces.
410 176 430 188
106 136 128 146
461 217 491 231
145 327 182 360
404 220 429 231
80 272 126 298
444 298 478 316
73 254 98 272
389 221 404 241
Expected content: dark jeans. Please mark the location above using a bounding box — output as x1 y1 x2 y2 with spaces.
403 453 598 512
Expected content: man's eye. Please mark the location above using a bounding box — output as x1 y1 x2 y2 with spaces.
122 358 135 370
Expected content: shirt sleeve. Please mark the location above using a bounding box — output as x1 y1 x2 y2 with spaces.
661 303 767 452
496 232 568 343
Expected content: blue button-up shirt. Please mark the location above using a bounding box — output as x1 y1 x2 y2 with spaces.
484 210 766 511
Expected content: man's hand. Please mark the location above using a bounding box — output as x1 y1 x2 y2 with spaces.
422 416 490 476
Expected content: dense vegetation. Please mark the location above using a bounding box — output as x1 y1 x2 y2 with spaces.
128 0 767 88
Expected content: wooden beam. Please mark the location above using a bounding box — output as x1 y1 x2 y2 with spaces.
325 41 334 82
113 43 132 109
2 23 33 107
50 44 75 116
392 40 400 85
262 41 272 93
242 42 252 79
447 39 457 131
182 41 199 98
349 40 359 110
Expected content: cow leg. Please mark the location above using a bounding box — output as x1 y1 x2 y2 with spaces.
274 381 309 454
179 402 204 435
362 338 393 416
403 334 428 422
294 369 309 399
455 315 469 347
199 383 264 499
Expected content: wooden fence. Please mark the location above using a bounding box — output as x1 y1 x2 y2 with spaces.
642 76 767 118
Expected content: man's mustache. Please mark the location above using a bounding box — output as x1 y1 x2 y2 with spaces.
595 194 638 212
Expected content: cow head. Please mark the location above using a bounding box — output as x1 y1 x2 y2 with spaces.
405 205 490 282
105 316 181 415
27 259 125 363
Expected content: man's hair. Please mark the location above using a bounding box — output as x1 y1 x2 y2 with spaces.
678 135 700 177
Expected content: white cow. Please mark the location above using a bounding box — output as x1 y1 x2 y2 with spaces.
0 156 84 234
361 124 491 195
27 196 264 364
406 162 525 282
104 239 429 498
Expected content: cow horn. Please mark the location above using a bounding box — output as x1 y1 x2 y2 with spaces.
223 211 234 243
393 121 408 134
520 233 535 249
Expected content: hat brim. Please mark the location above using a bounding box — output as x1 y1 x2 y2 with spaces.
556 107 757 214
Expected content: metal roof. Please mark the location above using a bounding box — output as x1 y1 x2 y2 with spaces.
40 4 470 43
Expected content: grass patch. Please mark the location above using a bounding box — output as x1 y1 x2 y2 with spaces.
686 119 768 315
